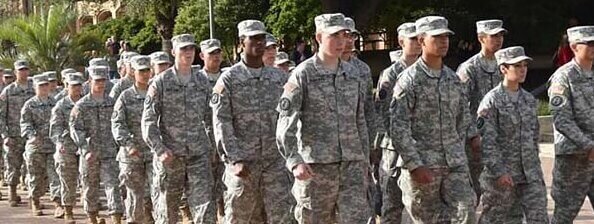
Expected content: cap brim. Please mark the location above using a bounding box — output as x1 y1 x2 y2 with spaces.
90 76 107 80
174 42 197 49
133 65 151 70
500 56 533 65
202 47 221 53
399 32 419 38
425 29 455 36
15 66 28 70
35 81 49 86
48 78 57 81
68 81 83 85
573 36 594 43
152 60 171 65
242 31 268 37
265 42 278 47
3 75 14 77
481 28 507 35
322 26 350 34
275 59 291 65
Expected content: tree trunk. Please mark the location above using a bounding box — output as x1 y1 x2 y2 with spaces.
153 0 179 53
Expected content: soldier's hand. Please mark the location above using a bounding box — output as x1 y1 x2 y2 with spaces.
411 166 434 185
58 144 66 154
293 163 315 181
159 150 174 164
3 137 14 147
128 148 140 157
496 174 514 189
85 152 95 162
231 162 250 178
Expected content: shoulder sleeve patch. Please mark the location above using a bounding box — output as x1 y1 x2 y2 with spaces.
283 82 297 93
549 84 566 95
213 82 225 94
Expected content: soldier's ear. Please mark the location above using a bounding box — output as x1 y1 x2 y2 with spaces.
315 32 322 46
199 52 206 61
569 42 579 53
171 48 177 58
398 37 405 48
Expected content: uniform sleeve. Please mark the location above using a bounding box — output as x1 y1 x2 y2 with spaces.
141 80 167 156
390 75 424 171
49 102 65 147
70 104 89 155
0 88 8 139
457 63 479 139
108 83 120 99
210 76 245 163
111 95 134 151
276 74 305 170
548 75 594 152
358 80 371 160
478 96 507 177
362 67 377 150
20 102 35 139
457 82 477 141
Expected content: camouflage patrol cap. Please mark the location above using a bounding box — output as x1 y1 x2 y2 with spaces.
149 51 171 65
476 20 507 35
66 72 85 85
3 69 14 77
237 20 268 37
397 22 418 38
345 17 360 34
130 55 151 70
567 26 594 43
265 34 278 47
415 16 454 36
200 39 222 53
42 71 58 81
88 66 109 80
120 52 140 64
89 58 108 67
389 50 403 63
33 74 49 86
495 46 532 66
60 68 76 78
172 34 197 49
275 51 291 65
315 13 349 34
14 59 29 70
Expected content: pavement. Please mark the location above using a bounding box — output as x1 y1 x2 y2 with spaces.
0 143 593 223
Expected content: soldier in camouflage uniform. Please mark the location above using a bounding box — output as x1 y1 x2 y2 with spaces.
112 55 155 224
276 13 371 223
549 26 594 224
211 20 294 223
456 20 507 201
44 71 61 98
375 22 421 224
110 52 140 100
391 16 477 223
53 68 77 101
274 51 292 74
142 34 216 224
198 38 225 221
50 72 84 224
0 60 35 207
477 46 548 223
84 58 115 96
70 66 124 224
263 34 278 67
149 51 172 77
20 74 62 216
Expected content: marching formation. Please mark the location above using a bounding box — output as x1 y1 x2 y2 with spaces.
0 12 593 224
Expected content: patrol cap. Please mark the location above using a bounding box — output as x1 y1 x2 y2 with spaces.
415 16 454 36
315 13 349 34
149 51 171 65
389 50 403 63
88 66 109 80
275 52 291 65
172 34 197 49
495 46 532 66
66 72 85 85
89 58 108 67
567 26 594 43
120 52 140 64
60 68 76 78
3 69 14 77
199 39 222 54
265 34 278 47
237 20 268 37
14 59 29 70
345 17 360 34
397 22 418 38
42 71 58 81
33 74 49 86
476 19 507 35
131 55 151 70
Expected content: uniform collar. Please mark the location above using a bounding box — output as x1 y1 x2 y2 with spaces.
417 58 444 79
312 54 347 77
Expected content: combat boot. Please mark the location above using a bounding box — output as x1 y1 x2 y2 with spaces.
54 199 65 218
8 185 20 207
111 213 122 224
31 198 43 216
64 206 75 224
87 212 99 224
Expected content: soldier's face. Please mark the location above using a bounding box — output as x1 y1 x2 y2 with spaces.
68 84 82 97
572 42 594 61
201 50 222 69
275 62 290 73
36 83 50 97
502 61 528 83
125 63 134 76
173 45 196 67
152 63 171 76
479 32 504 53
16 68 29 81
91 79 106 93
135 68 151 85
317 30 347 58
243 34 266 57
344 32 358 52
49 80 58 89
3 76 14 84
400 36 421 56
420 34 449 57
263 46 277 66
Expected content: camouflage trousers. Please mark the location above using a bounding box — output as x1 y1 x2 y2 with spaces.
551 154 594 224
3 137 25 186
79 157 123 215
479 177 548 224
465 143 482 202
292 161 370 224
152 154 216 224
399 167 476 224
119 160 154 223
223 159 294 224
379 149 404 224
24 151 60 200
54 152 79 206
212 157 225 213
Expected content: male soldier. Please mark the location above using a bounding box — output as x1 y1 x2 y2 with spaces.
112 55 155 224
274 51 292 73
211 20 294 223
0 59 35 207
3 69 15 86
149 51 172 77
263 34 278 67
50 72 84 224
53 68 77 101
43 71 61 98
142 33 216 224
456 19 506 200
20 74 62 217
199 38 225 220
111 52 140 100
375 22 421 224
84 58 115 95
276 13 371 223
70 66 124 224
391 16 477 223
549 26 594 223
